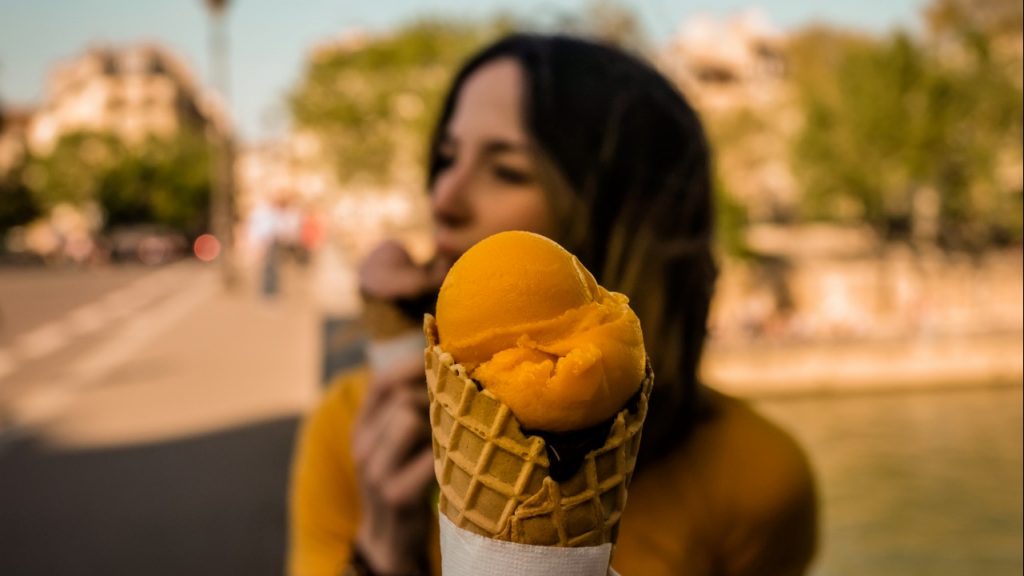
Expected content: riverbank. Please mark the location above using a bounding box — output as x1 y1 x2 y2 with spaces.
704 330 1023 398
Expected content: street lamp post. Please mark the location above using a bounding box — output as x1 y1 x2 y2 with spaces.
204 0 238 289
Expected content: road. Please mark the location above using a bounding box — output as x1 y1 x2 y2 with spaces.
0 264 154 347
0 260 327 576
0 263 205 422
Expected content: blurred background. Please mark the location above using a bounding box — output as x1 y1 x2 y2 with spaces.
0 1 1020 575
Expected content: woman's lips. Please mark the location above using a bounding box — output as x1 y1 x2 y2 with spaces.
434 230 464 261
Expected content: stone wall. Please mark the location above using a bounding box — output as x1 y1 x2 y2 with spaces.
705 247 1023 395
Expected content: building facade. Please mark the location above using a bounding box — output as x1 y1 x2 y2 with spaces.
26 44 217 155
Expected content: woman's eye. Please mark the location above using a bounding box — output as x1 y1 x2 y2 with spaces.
492 165 534 185
435 149 456 170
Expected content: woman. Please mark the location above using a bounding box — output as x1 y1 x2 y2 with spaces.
290 34 818 576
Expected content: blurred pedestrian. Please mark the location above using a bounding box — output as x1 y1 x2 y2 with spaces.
249 194 301 298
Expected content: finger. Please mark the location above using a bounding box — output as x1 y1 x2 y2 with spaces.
382 447 436 508
362 400 428 481
357 357 428 428
354 386 428 466
355 378 393 429
363 397 430 485
353 396 401 465
384 374 430 414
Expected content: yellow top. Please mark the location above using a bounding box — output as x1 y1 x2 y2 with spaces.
289 370 817 576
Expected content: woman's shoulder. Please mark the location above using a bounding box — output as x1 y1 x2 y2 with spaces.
304 367 371 435
324 367 371 408
703 390 808 460
636 387 816 509
615 389 818 575
693 388 816 517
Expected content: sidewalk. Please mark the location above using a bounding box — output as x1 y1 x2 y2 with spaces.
26 262 322 449
0 262 324 576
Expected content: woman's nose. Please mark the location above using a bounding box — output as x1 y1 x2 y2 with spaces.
431 166 473 226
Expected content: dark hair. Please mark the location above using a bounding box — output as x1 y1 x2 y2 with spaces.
427 34 718 468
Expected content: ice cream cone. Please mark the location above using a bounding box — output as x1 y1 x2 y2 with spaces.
424 314 653 547
361 295 421 340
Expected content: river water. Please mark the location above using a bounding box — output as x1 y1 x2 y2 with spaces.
756 385 1023 576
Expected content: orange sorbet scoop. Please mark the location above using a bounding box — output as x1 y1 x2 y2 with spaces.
435 231 646 432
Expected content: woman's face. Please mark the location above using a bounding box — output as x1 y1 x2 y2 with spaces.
431 58 554 266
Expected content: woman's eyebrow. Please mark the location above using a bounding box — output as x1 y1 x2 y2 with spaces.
439 133 530 154
482 140 530 155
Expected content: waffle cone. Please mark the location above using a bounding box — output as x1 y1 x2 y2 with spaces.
424 314 653 547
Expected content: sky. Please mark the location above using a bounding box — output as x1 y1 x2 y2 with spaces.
0 0 929 142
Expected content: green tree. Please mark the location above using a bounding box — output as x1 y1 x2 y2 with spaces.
791 32 919 230
789 19 1022 249
97 131 212 235
0 175 40 235
924 0 1023 245
712 167 752 258
22 130 212 236
926 0 1023 57
554 0 648 53
23 132 124 210
289 21 501 186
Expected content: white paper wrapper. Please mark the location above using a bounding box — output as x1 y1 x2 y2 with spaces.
439 514 620 576
366 330 426 375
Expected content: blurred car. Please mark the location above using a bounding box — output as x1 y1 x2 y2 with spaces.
105 225 188 265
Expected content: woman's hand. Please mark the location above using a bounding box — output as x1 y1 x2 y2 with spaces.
352 355 435 575
351 239 447 573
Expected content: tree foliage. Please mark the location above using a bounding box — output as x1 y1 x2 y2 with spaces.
97 131 212 235
289 21 500 186
21 130 212 236
554 0 648 53
789 0 1023 249
23 132 124 210
0 175 40 234
288 8 650 188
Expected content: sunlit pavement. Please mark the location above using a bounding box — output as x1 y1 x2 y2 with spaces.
0 259 323 575
0 259 319 446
